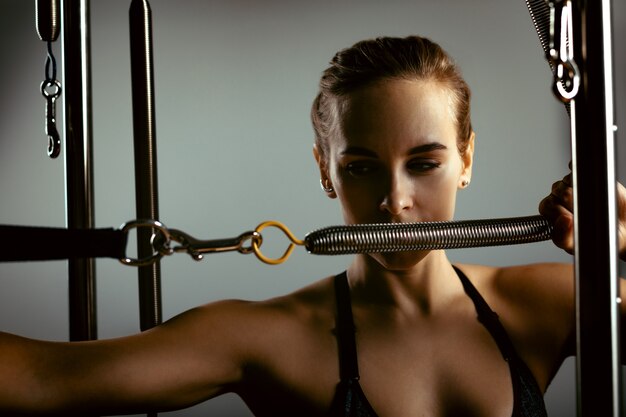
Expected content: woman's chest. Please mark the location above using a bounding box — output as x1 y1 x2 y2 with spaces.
244 314 517 417
351 319 516 417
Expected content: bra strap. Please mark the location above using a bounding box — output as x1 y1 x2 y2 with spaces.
453 265 517 362
334 272 361 381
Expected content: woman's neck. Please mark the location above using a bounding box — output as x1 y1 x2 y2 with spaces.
346 250 461 315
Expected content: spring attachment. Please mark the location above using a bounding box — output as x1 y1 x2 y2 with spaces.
156 228 262 261
252 220 305 265
545 0 579 102
40 41 62 158
118 216 554 266
304 215 553 255
36 0 63 158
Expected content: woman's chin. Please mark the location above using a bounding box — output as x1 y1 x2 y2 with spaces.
369 250 432 271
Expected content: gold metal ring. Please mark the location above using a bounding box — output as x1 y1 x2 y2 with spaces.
252 220 304 265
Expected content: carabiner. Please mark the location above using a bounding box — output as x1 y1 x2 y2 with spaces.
162 229 262 261
41 79 62 158
546 0 579 102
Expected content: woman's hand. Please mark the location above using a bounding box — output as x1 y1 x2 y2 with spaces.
539 171 626 260
538 173 575 255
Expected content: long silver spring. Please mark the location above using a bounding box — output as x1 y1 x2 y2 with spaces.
304 215 552 255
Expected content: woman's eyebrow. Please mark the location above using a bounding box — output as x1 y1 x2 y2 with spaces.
341 146 378 157
341 143 448 157
407 143 448 155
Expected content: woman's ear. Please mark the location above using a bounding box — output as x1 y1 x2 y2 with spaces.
458 132 475 189
313 144 336 198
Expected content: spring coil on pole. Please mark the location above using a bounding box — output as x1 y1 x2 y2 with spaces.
304 215 553 255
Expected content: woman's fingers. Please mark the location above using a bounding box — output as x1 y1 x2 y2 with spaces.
541 173 626 258
540 176 574 254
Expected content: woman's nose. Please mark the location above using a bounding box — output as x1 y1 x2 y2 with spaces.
379 175 414 215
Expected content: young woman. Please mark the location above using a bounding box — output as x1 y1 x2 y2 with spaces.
1 35 625 417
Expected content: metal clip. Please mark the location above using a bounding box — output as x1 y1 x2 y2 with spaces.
119 219 171 267
156 229 263 261
546 0 579 102
118 220 306 267
41 79 62 158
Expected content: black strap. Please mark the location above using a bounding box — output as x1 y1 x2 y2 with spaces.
453 265 516 361
334 271 361 381
0 225 128 262
454 266 549 416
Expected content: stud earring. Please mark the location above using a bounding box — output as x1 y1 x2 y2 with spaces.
320 179 334 193
461 179 470 188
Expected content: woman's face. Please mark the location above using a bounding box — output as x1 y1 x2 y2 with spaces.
315 79 474 269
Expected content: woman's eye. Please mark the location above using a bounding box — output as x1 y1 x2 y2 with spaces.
407 160 440 172
346 162 378 177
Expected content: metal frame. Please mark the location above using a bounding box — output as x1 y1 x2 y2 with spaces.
61 1 162 414
56 0 621 415
129 0 163 332
61 0 163 340
570 1 621 415
61 0 97 342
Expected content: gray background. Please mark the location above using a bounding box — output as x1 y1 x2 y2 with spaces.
0 0 624 416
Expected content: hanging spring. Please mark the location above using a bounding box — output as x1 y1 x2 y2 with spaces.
545 0 580 102
36 0 62 158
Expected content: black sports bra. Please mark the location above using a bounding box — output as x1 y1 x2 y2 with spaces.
327 267 548 417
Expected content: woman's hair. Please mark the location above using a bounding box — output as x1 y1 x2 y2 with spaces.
311 35 473 161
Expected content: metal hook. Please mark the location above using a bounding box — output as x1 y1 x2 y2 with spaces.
252 220 305 265
546 0 579 102
41 79 62 158
117 219 306 267
156 228 263 261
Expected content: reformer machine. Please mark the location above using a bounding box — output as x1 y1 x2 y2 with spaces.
2 0 621 415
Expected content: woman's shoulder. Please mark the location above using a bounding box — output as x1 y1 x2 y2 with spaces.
195 276 341 393
455 262 575 332
455 262 575 386
189 274 338 338
455 262 574 304
251 274 338 325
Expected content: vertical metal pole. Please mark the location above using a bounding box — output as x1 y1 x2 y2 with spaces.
129 0 162 333
570 0 621 415
61 0 97 342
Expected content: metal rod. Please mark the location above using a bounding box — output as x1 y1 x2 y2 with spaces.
61 0 97 342
129 0 162 333
570 1 621 415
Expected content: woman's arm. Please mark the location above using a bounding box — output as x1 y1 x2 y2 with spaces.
0 299 257 415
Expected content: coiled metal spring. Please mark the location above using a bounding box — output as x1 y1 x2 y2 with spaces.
304 215 553 255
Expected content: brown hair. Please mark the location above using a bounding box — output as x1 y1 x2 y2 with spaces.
311 36 473 161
